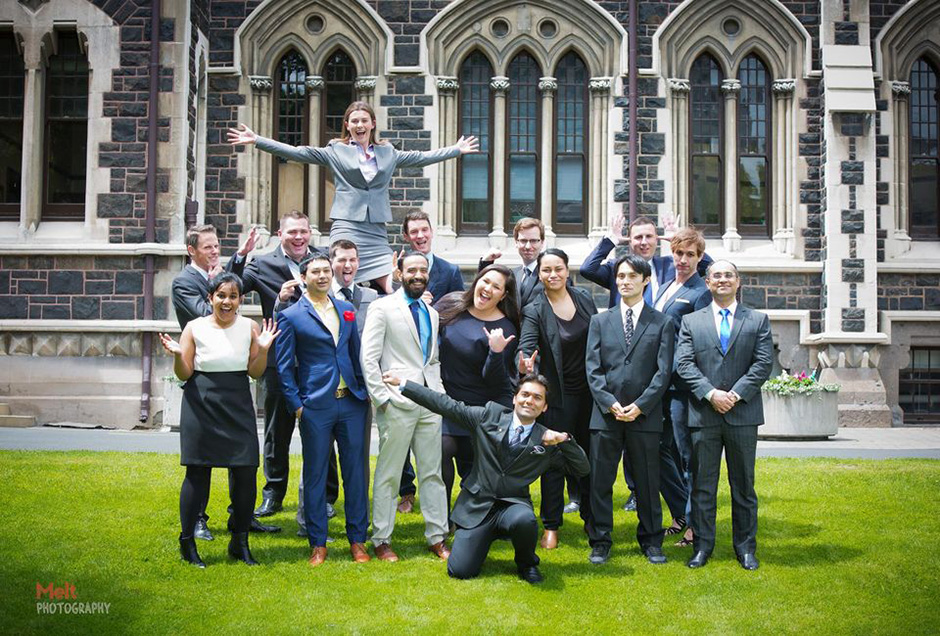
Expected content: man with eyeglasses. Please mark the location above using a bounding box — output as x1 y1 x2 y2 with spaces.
675 260 773 571
478 217 545 307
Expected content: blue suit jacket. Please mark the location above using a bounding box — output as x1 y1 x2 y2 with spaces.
275 295 367 414
580 236 712 307
427 255 464 301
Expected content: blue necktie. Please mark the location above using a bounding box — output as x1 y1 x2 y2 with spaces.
409 300 430 362
719 308 731 353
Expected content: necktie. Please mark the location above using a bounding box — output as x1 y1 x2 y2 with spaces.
340 287 353 301
624 307 634 349
510 425 525 448
521 267 534 298
409 300 429 362
719 308 731 353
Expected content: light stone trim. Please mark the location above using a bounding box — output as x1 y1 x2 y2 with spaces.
436 76 459 93
720 78 741 95
772 79 796 95
490 76 510 93
890 80 911 97
248 75 273 92
667 78 690 93
589 77 611 94
354 76 378 91
538 76 557 93
304 75 325 92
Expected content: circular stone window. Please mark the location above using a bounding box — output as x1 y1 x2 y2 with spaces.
721 17 741 37
306 14 325 35
491 18 510 38
538 19 558 38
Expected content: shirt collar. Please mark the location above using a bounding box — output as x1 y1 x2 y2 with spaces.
331 278 356 296
510 413 534 439
711 301 738 318
189 263 211 280
620 296 645 322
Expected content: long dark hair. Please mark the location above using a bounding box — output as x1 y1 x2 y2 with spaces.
438 264 520 330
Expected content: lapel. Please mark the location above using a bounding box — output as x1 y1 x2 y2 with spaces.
186 265 210 295
725 305 748 354
702 306 723 353
334 142 370 188
351 284 363 310
302 296 332 342
538 298 564 383
396 291 423 351
659 274 701 312
625 305 653 359
609 304 630 358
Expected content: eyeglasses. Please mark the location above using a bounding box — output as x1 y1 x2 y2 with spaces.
709 272 738 280
515 239 542 246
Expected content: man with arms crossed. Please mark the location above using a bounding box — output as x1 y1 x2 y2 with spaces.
675 260 773 570
382 372 588 583
360 251 450 562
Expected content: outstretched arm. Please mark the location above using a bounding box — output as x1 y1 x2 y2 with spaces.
228 123 330 166
388 375 486 431
394 136 476 168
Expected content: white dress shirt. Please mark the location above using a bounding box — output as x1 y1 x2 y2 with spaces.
351 141 378 182
619 296 645 331
710 300 738 335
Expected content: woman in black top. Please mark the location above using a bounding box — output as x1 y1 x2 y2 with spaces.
518 248 597 549
437 264 520 528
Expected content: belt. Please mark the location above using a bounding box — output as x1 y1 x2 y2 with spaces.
335 387 350 399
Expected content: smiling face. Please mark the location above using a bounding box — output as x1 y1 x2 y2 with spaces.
404 219 434 255
514 226 543 266
538 254 568 292
629 222 658 261
345 109 375 147
706 261 740 306
332 246 359 288
188 231 220 272
616 261 648 307
473 271 508 312
210 282 241 323
400 254 429 299
513 380 549 425
278 216 312 262
302 258 333 299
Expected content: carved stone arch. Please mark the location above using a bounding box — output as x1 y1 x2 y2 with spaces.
547 37 603 78
876 0 940 253
261 37 315 79
312 38 367 77
454 44 499 77
730 40 785 80
501 40 548 76
682 41 733 78
654 0 810 79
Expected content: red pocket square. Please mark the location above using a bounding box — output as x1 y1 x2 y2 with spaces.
343 310 356 322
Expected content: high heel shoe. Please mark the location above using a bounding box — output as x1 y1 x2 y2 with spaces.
179 534 206 568
227 532 259 565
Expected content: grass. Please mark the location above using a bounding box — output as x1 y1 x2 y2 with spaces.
0 451 937 635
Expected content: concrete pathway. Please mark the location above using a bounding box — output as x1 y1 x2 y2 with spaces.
0 425 938 459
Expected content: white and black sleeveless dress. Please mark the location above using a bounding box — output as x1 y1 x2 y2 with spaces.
179 316 259 467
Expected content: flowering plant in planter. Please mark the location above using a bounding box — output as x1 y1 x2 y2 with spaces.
761 370 840 397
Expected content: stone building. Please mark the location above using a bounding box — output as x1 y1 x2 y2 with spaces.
0 0 937 428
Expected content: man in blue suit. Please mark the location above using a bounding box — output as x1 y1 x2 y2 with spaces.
275 252 371 566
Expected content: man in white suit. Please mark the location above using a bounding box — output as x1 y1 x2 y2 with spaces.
360 251 450 562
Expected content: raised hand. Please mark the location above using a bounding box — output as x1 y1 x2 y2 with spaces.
237 225 261 257
481 247 502 263
208 264 223 278
391 250 402 283
227 123 257 146
421 290 434 305
517 348 538 374
159 333 181 355
278 279 302 302
256 319 280 349
609 214 629 245
541 429 569 446
455 136 480 154
484 327 516 353
661 209 677 240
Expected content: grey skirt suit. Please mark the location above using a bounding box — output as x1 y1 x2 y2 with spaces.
255 136 460 281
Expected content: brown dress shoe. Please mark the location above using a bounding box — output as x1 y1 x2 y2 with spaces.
308 546 327 567
397 494 415 514
374 543 399 562
350 542 371 563
540 529 559 550
428 541 451 561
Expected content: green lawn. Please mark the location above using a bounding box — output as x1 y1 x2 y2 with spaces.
0 451 937 634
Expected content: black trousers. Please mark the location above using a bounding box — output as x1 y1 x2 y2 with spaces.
261 367 298 502
690 423 759 556
442 435 474 521
447 502 539 580
589 426 663 550
399 453 417 497
539 391 593 530
180 465 256 536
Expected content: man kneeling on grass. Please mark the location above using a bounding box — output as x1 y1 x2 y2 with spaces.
381 372 589 583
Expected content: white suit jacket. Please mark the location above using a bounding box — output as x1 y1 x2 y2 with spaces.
360 289 443 411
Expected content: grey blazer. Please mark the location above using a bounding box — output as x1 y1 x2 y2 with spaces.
674 304 774 428
255 136 460 223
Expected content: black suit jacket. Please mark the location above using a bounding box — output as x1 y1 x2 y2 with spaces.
170 259 240 329
585 304 675 432
427 255 464 301
401 381 589 529
675 304 774 428
518 286 597 409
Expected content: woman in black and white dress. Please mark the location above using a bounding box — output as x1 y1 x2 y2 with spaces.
160 272 279 567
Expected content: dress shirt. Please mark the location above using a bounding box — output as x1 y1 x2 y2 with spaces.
654 278 682 311
350 140 378 182
189 263 211 281
646 259 660 301
304 295 346 389
619 296 645 332
510 413 534 445
331 278 357 302
704 300 739 402
406 294 432 362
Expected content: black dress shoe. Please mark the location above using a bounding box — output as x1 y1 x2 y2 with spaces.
254 497 282 517
326 503 336 519
589 543 611 565
738 553 760 570
228 532 259 565
193 519 214 541
687 551 711 569
643 546 667 565
179 534 206 568
518 565 544 584
249 517 282 533
622 493 637 512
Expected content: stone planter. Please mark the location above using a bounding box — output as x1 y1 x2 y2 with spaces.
759 390 840 440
